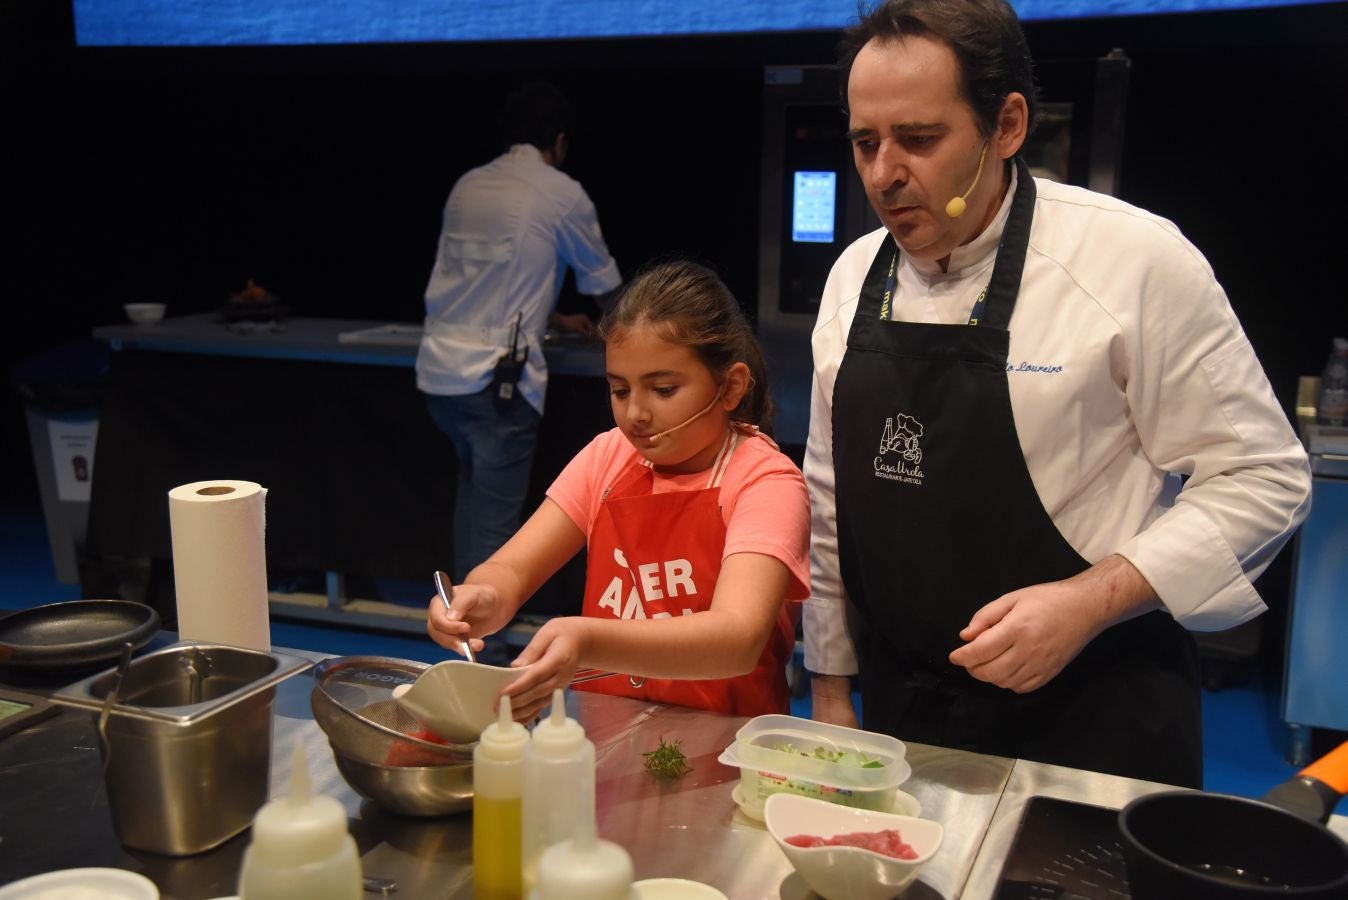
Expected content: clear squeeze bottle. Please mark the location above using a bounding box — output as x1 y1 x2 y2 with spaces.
1317 336 1348 426
474 693 529 900
528 823 637 900
520 688 596 895
238 739 362 900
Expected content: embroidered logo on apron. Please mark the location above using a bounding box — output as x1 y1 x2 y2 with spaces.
874 414 926 485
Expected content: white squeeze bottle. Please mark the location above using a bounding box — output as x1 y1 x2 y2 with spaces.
238 739 362 900
520 688 596 895
474 693 529 900
529 822 637 900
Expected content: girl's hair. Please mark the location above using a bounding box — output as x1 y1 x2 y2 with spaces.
599 260 774 432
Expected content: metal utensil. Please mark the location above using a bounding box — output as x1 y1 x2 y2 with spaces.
433 570 474 663
97 641 135 775
363 875 398 895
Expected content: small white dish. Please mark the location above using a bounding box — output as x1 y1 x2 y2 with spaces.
392 658 527 743
764 792 943 900
633 877 729 900
123 303 166 325
731 780 920 822
0 867 159 899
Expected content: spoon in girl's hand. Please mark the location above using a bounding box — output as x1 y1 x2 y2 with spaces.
434 569 475 663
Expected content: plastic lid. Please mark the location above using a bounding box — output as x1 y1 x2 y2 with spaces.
478 693 529 761
533 827 634 900
247 739 351 864
528 688 588 757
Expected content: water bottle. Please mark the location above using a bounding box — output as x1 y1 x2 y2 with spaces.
238 739 362 900
520 689 595 896
1317 337 1348 426
474 694 529 900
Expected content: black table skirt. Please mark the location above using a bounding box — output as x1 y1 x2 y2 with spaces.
85 351 609 611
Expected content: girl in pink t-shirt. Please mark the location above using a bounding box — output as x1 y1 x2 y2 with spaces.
427 260 810 720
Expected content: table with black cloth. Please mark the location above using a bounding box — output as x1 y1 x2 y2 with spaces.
86 314 610 629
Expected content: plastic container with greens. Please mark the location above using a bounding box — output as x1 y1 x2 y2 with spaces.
717 715 911 819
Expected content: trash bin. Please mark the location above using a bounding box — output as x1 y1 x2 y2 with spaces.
12 340 109 583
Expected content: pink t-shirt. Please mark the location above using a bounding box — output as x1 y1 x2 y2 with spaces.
546 427 811 601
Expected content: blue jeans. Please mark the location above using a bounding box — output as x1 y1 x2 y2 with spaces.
425 388 541 580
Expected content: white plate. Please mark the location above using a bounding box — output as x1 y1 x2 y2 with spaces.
0 868 158 899
731 781 921 822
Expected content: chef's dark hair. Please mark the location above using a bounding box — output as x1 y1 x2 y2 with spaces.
599 260 774 433
498 80 577 152
838 0 1039 139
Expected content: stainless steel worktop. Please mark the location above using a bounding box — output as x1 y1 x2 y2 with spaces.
3 647 1345 899
92 313 606 378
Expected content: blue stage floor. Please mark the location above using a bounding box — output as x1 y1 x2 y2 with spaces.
2 501 1340 814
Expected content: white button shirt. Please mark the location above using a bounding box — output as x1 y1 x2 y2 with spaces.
804 170 1312 675
416 144 621 414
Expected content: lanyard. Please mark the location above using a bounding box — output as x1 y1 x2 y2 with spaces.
879 249 989 327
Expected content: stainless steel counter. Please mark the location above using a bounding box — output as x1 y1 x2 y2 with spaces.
92 313 606 378
3 648 1345 899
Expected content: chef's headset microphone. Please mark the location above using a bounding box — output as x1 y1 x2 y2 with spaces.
648 385 726 444
945 140 990 219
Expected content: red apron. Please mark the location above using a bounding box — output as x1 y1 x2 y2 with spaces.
574 429 794 716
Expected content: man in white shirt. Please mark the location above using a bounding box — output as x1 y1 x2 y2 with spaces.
417 81 621 580
803 0 1310 786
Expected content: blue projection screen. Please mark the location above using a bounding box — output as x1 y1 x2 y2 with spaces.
73 0 1338 46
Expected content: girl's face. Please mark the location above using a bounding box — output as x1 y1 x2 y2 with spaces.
604 323 747 474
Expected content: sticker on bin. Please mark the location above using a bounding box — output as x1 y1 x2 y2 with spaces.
717 714 912 815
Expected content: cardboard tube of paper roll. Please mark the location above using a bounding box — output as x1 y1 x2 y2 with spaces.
168 480 271 651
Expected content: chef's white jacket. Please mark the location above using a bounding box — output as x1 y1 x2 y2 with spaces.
804 169 1312 675
416 144 621 414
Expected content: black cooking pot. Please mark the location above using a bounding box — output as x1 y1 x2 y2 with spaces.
1119 742 1348 899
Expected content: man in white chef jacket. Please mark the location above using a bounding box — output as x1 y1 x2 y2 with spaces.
803 0 1311 786
417 81 621 581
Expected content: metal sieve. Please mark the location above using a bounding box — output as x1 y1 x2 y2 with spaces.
310 655 476 768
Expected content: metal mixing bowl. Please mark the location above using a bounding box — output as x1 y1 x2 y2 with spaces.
332 749 473 817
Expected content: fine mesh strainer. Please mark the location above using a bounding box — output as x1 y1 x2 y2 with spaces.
310 655 476 768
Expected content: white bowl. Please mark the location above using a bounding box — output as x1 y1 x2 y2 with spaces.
632 878 728 900
392 659 528 743
764 792 943 900
124 302 166 325
0 867 158 899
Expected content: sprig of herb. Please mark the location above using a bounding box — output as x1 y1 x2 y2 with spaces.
642 736 691 780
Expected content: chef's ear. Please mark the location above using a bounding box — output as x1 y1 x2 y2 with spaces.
994 93 1029 160
722 362 752 409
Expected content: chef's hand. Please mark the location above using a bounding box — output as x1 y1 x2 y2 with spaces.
948 554 1161 693
498 617 587 723
550 312 595 336
425 584 495 657
810 674 860 729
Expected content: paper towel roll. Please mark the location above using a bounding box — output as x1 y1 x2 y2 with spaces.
168 480 271 651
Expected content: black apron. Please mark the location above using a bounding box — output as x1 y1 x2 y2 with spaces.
832 158 1202 787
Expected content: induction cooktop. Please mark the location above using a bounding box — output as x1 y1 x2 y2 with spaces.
992 796 1132 899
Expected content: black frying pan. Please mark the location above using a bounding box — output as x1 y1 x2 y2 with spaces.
0 599 159 669
1119 741 1348 898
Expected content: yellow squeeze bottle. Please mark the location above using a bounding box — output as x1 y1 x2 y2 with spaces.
474 693 529 900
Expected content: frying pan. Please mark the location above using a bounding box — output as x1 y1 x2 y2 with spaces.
1119 741 1348 898
0 599 159 669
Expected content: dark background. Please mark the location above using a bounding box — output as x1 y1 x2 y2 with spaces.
4 2 1346 669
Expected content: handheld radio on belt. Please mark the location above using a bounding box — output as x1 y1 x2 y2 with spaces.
489 313 529 412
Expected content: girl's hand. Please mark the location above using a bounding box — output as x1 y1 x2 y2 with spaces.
500 617 588 722
425 582 497 657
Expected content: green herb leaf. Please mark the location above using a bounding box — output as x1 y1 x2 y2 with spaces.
642 736 691 780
